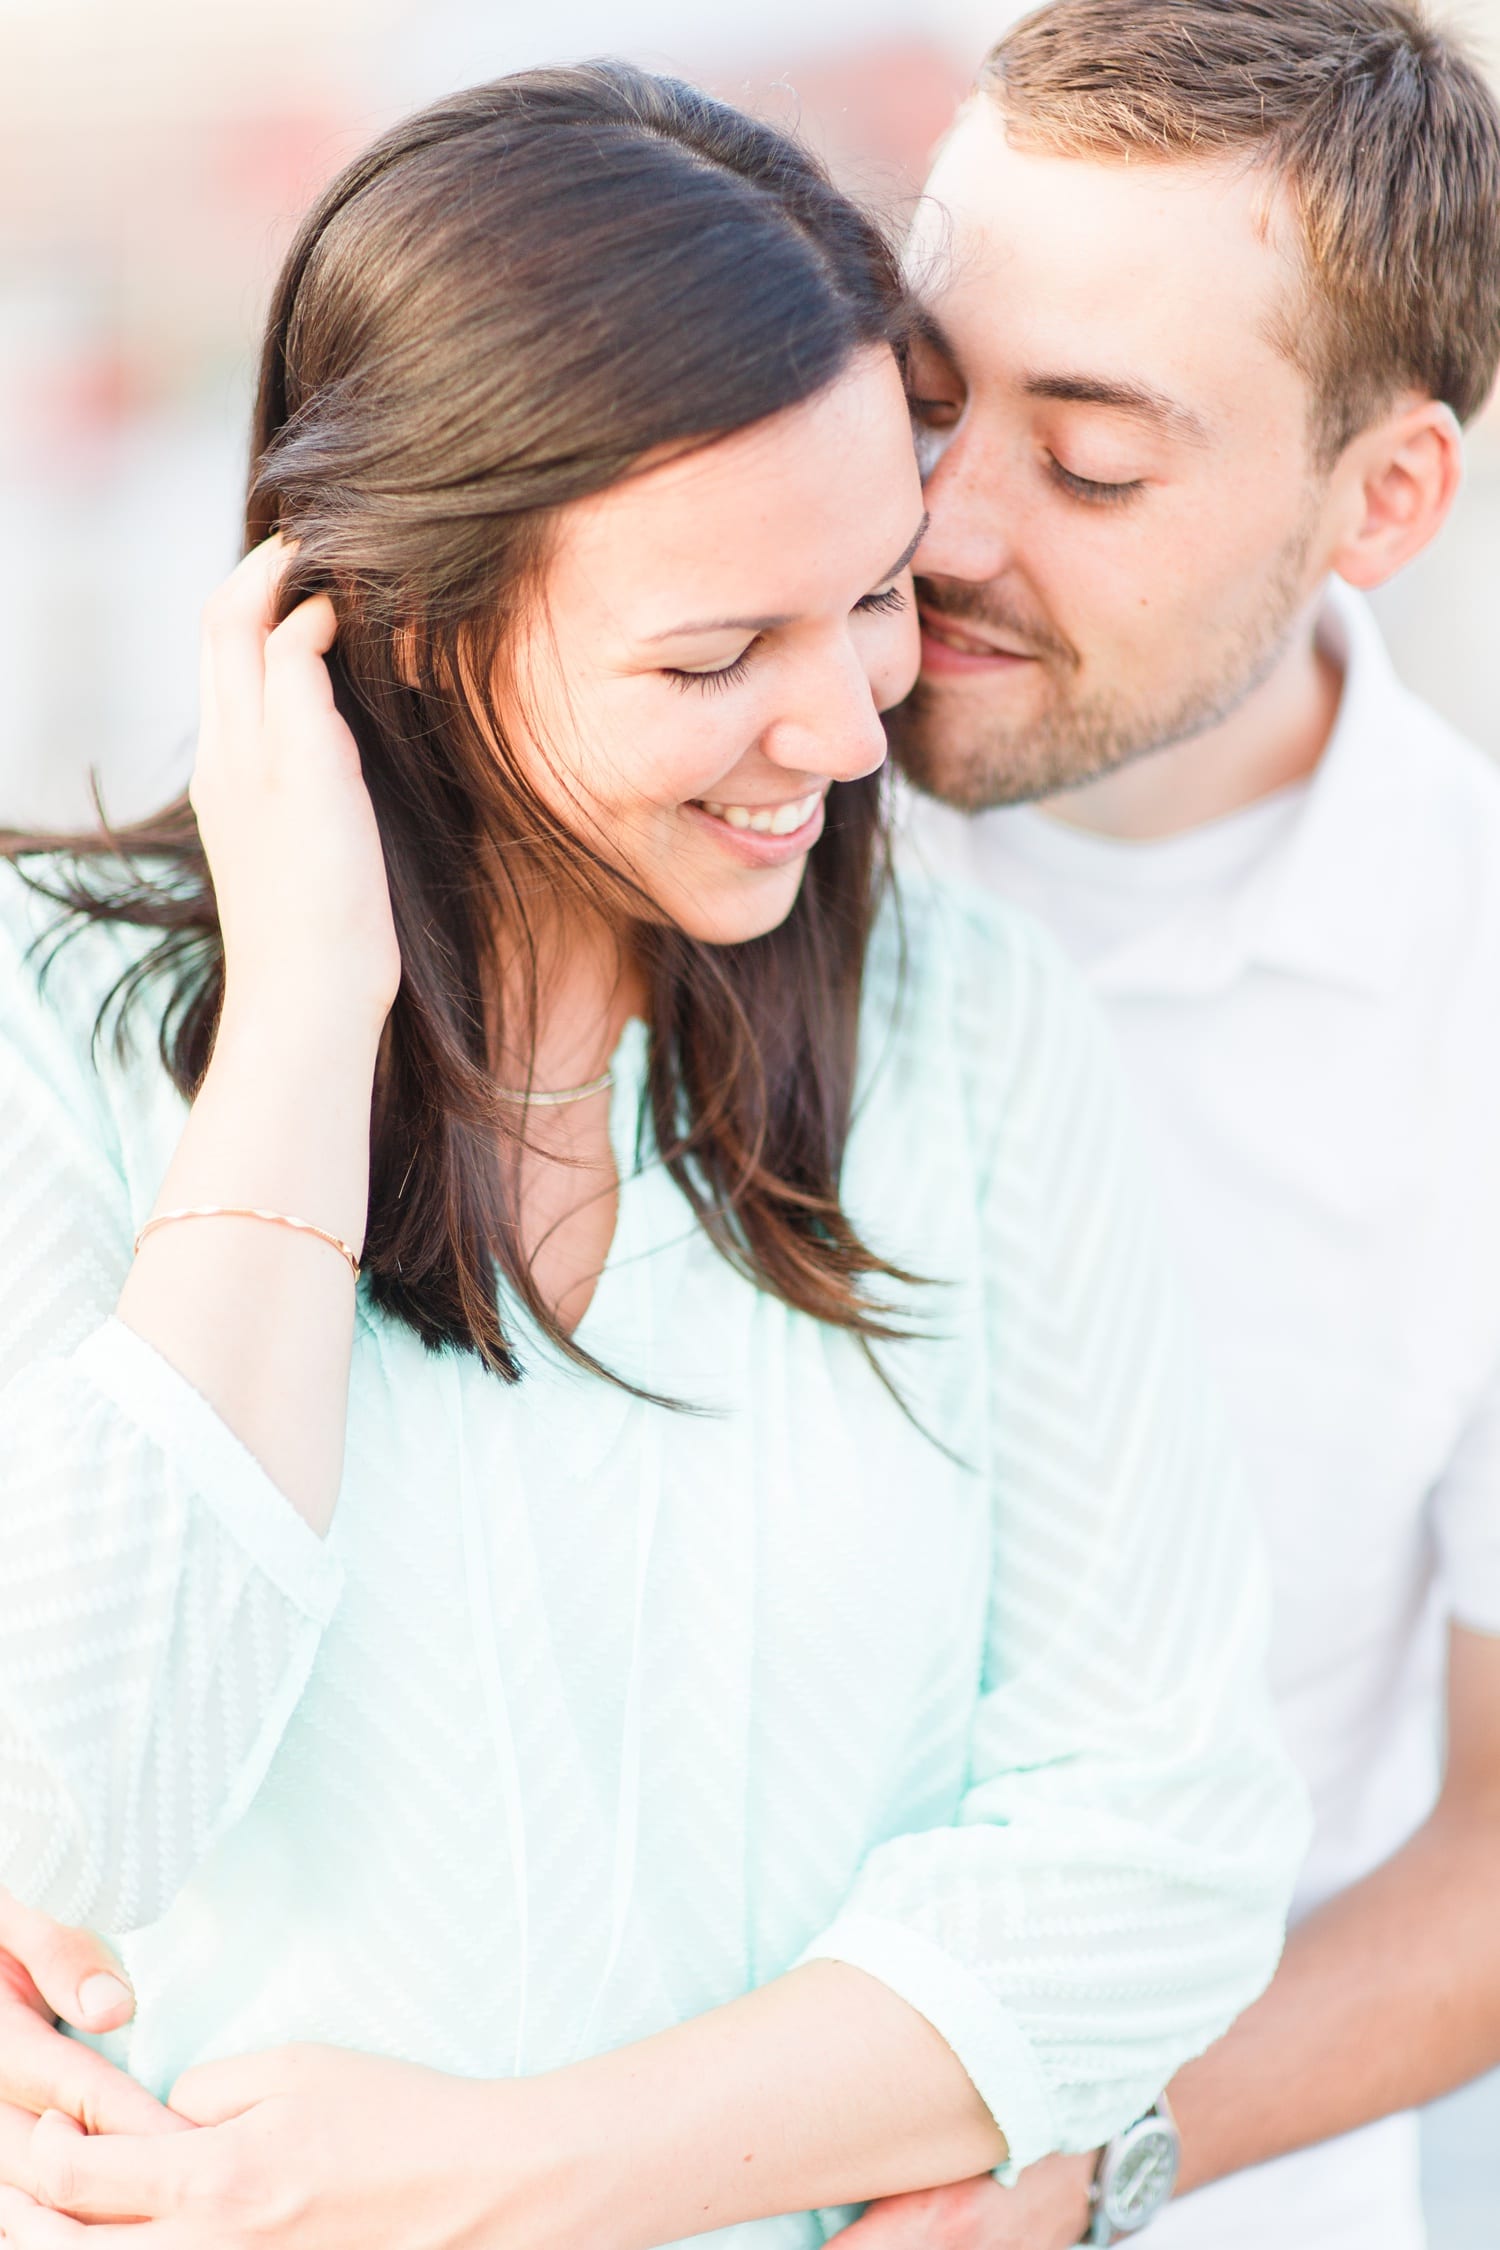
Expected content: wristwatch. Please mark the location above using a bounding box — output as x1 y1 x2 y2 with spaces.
1084 2096 1181 2243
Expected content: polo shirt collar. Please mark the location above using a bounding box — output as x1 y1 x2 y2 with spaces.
1091 583 1411 1001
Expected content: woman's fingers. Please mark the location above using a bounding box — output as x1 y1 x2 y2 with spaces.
29 2111 191 2224
170 2043 314 2125
0 2185 176 2250
274 589 339 661
0 2180 86 2246
260 598 348 772
196 536 293 764
189 532 401 1024
0 2104 37 2191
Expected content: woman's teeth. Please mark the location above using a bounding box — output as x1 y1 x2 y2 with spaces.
697 790 822 837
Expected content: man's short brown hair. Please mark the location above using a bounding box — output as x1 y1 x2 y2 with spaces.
980 0 1500 457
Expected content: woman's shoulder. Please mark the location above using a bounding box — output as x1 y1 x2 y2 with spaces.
862 865 1105 1106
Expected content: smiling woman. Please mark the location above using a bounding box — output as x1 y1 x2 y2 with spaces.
0 57 1305 2250
4 65 923 1382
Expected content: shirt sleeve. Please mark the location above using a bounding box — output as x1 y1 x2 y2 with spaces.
0 887 343 1936
1428 1356 1500 1636
799 910 1309 2176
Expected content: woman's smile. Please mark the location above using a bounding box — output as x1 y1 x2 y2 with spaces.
683 785 828 866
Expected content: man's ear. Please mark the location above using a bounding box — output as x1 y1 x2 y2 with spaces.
1330 397 1465 593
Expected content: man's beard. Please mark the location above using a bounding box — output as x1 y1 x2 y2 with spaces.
889 517 1317 815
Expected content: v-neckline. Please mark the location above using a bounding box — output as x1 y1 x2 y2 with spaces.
561 1015 650 1361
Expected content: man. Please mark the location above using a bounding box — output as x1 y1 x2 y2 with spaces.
851 2 1500 2245
0 5 1496 2247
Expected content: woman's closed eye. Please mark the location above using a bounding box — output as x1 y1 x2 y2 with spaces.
662 584 909 693
664 647 756 694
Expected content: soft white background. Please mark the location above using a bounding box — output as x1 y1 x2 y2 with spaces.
1 2 1495 2234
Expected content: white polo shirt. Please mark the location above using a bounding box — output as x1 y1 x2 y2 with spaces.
907 584 1500 2250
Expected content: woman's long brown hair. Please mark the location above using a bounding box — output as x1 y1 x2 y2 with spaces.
3 63 917 1383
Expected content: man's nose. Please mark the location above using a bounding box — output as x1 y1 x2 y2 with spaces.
916 428 1014 588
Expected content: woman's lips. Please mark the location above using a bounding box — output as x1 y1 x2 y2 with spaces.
683 790 827 868
919 611 1038 677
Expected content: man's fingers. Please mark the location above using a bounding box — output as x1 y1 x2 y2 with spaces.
836 2192 937 2247
0 2006 175 2138
0 1901 132 2038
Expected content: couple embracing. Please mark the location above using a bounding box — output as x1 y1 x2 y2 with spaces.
2 5 1498 2249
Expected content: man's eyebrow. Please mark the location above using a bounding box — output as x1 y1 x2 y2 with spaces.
1024 372 1212 445
643 513 930 643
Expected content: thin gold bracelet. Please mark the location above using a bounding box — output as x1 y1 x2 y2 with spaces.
133 1205 362 1280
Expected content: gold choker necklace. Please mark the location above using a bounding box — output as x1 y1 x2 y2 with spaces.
494 1069 614 1108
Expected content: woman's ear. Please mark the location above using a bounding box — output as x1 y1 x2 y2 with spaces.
1330 397 1464 593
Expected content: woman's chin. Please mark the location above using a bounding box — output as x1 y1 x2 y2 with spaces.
656 861 811 947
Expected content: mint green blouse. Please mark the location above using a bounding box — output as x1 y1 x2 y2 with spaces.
0 861 1306 2244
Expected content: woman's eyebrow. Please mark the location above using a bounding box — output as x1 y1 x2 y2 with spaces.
884 512 930 582
644 513 930 643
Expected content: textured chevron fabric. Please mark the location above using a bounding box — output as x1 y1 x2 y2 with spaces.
0 859 1306 2237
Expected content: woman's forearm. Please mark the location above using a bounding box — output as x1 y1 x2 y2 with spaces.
535 1962 1006 2250
115 998 381 1533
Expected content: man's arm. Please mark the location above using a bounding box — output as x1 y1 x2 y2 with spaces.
1169 1619 1500 2191
842 1621 1500 2250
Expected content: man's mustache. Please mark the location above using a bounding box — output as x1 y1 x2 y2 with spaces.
915 574 1079 670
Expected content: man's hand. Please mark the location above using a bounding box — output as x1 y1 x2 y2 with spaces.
838 2153 1096 2250
0 1888 178 2202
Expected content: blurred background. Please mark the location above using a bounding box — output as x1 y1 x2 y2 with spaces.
0 0 1495 2236
6 0 1500 831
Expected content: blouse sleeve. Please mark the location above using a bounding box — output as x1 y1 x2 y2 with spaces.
800 908 1309 2177
0 885 343 1936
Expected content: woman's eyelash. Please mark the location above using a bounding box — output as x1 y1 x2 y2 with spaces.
664 653 754 695
1048 457 1146 506
664 587 906 692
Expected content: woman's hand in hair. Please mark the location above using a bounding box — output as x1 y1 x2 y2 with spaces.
193 537 401 1034
110 535 395 1530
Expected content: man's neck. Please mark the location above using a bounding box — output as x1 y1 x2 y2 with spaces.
1039 605 1345 843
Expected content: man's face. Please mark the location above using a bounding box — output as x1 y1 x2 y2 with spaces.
894 102 1336 810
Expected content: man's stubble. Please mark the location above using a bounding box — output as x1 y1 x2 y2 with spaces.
889 508 1319 814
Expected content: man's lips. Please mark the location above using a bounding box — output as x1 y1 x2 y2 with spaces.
918 607 1042 676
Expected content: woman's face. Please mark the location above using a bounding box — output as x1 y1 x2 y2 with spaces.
504 348 925 945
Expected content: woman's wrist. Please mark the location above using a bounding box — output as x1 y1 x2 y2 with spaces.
496 1965 1006 2250
215 979 391 1076
462 2074 617 2250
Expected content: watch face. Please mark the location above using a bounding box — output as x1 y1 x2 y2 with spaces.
1104 2128 1180 2230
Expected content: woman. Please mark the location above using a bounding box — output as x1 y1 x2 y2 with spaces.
0 64 1304 2250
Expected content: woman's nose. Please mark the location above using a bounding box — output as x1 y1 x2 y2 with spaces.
761 645 891 784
